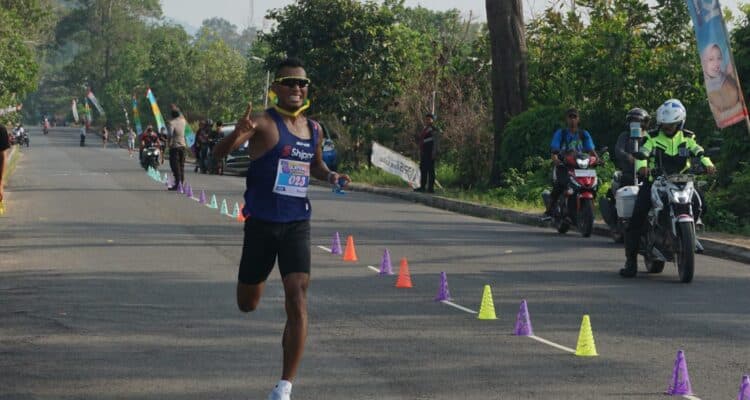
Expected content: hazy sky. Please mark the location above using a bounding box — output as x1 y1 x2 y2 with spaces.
160 0 745 31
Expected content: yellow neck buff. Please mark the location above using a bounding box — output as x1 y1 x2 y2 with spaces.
268 89 311 118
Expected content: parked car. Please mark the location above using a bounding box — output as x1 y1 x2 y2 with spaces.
320 121 338 171
222 123 252 176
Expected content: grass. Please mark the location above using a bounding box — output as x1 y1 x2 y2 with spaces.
348 164 546 213
2 144 20 184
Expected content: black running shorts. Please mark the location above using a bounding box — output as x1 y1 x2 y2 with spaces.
238 218 311 284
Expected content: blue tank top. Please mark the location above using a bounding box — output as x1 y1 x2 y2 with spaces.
243 108 319 223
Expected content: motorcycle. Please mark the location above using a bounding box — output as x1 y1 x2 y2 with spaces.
19 130 29 147
600 171 639 243
542 152 600 237
140 145 161 171
600 123 646 243
637 161 706 283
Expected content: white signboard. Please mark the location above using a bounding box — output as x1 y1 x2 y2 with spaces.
370 141 420 189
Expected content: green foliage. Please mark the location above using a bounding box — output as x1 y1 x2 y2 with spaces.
500 105 567 171
0 0 54 121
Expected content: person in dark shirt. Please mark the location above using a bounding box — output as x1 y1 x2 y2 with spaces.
416 113 439 193
0 125 11 203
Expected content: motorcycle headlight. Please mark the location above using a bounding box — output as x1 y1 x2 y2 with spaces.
669 188 691 204
153 149 160 155
576 158 590 168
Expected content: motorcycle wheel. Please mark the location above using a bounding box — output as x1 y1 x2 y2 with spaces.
676 221 696 283
577 198 594 237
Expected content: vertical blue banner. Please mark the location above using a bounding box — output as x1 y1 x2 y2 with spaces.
686 0 748 128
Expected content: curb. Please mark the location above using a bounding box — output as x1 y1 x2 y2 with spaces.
341 182 750 265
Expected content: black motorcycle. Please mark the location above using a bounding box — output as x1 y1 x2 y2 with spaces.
16 131 29 147
140 145 161 170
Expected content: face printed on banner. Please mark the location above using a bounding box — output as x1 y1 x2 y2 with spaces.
702 44 723 79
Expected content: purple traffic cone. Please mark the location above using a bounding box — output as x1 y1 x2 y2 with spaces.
177 182 184 194
199 190 207 205
666 350 693 396
434 271 451 301
739 375 750 400
331 232 342 255
166 175 173 189
379 248 394 275
185 183 193 198
513 300 534 336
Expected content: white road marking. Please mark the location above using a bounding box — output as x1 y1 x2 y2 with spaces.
317 245 331 252
527 335 576 354
683 395 702 400
440 300 478 314
367 265 380 273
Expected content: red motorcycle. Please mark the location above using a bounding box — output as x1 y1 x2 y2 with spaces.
542 152 600 237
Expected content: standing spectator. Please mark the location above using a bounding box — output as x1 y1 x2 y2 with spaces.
416 113 439 193
116 126 124 146
0 125 10 204
127 127 136 158
80 125 86 147
194 120 210 173
167 105 187 190
208 120 225 174
102 126 109 148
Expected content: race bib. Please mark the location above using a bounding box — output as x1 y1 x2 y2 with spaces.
273 159 310 198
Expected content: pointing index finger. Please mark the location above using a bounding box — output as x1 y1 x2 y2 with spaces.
244 102 253 119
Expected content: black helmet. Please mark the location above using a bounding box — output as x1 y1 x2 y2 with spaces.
626 107 650 127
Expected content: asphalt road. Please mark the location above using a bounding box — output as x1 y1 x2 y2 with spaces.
1 127 749 400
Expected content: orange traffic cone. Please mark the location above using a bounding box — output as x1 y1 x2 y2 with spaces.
343 235 358 262
395 258 413 288
237 204 246 222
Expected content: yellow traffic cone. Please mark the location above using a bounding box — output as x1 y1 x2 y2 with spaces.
574 315 598 356
477 285 497 320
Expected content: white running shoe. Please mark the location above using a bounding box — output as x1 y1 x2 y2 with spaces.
267 381 292 400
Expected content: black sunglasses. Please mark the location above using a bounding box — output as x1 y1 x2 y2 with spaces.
274 77 311 88
568 114 578 119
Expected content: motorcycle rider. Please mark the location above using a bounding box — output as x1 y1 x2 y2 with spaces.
602 108 651 238
139 126 160 162
15 124 25 144
543 107 598 220
620 99 716 278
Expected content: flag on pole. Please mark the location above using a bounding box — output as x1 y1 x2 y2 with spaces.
185 122 196 150
72 99 79 123
687 0 748 128
86 89 105 116
132 97 142 134
146 88 166 132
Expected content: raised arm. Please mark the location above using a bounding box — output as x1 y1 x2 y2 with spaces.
213 103 259 160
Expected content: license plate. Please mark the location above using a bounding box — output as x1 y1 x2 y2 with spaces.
574 169 596 178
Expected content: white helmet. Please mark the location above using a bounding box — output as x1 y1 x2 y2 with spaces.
656 98 686 127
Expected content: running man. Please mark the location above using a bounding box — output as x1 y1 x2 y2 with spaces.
213 57 350 400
